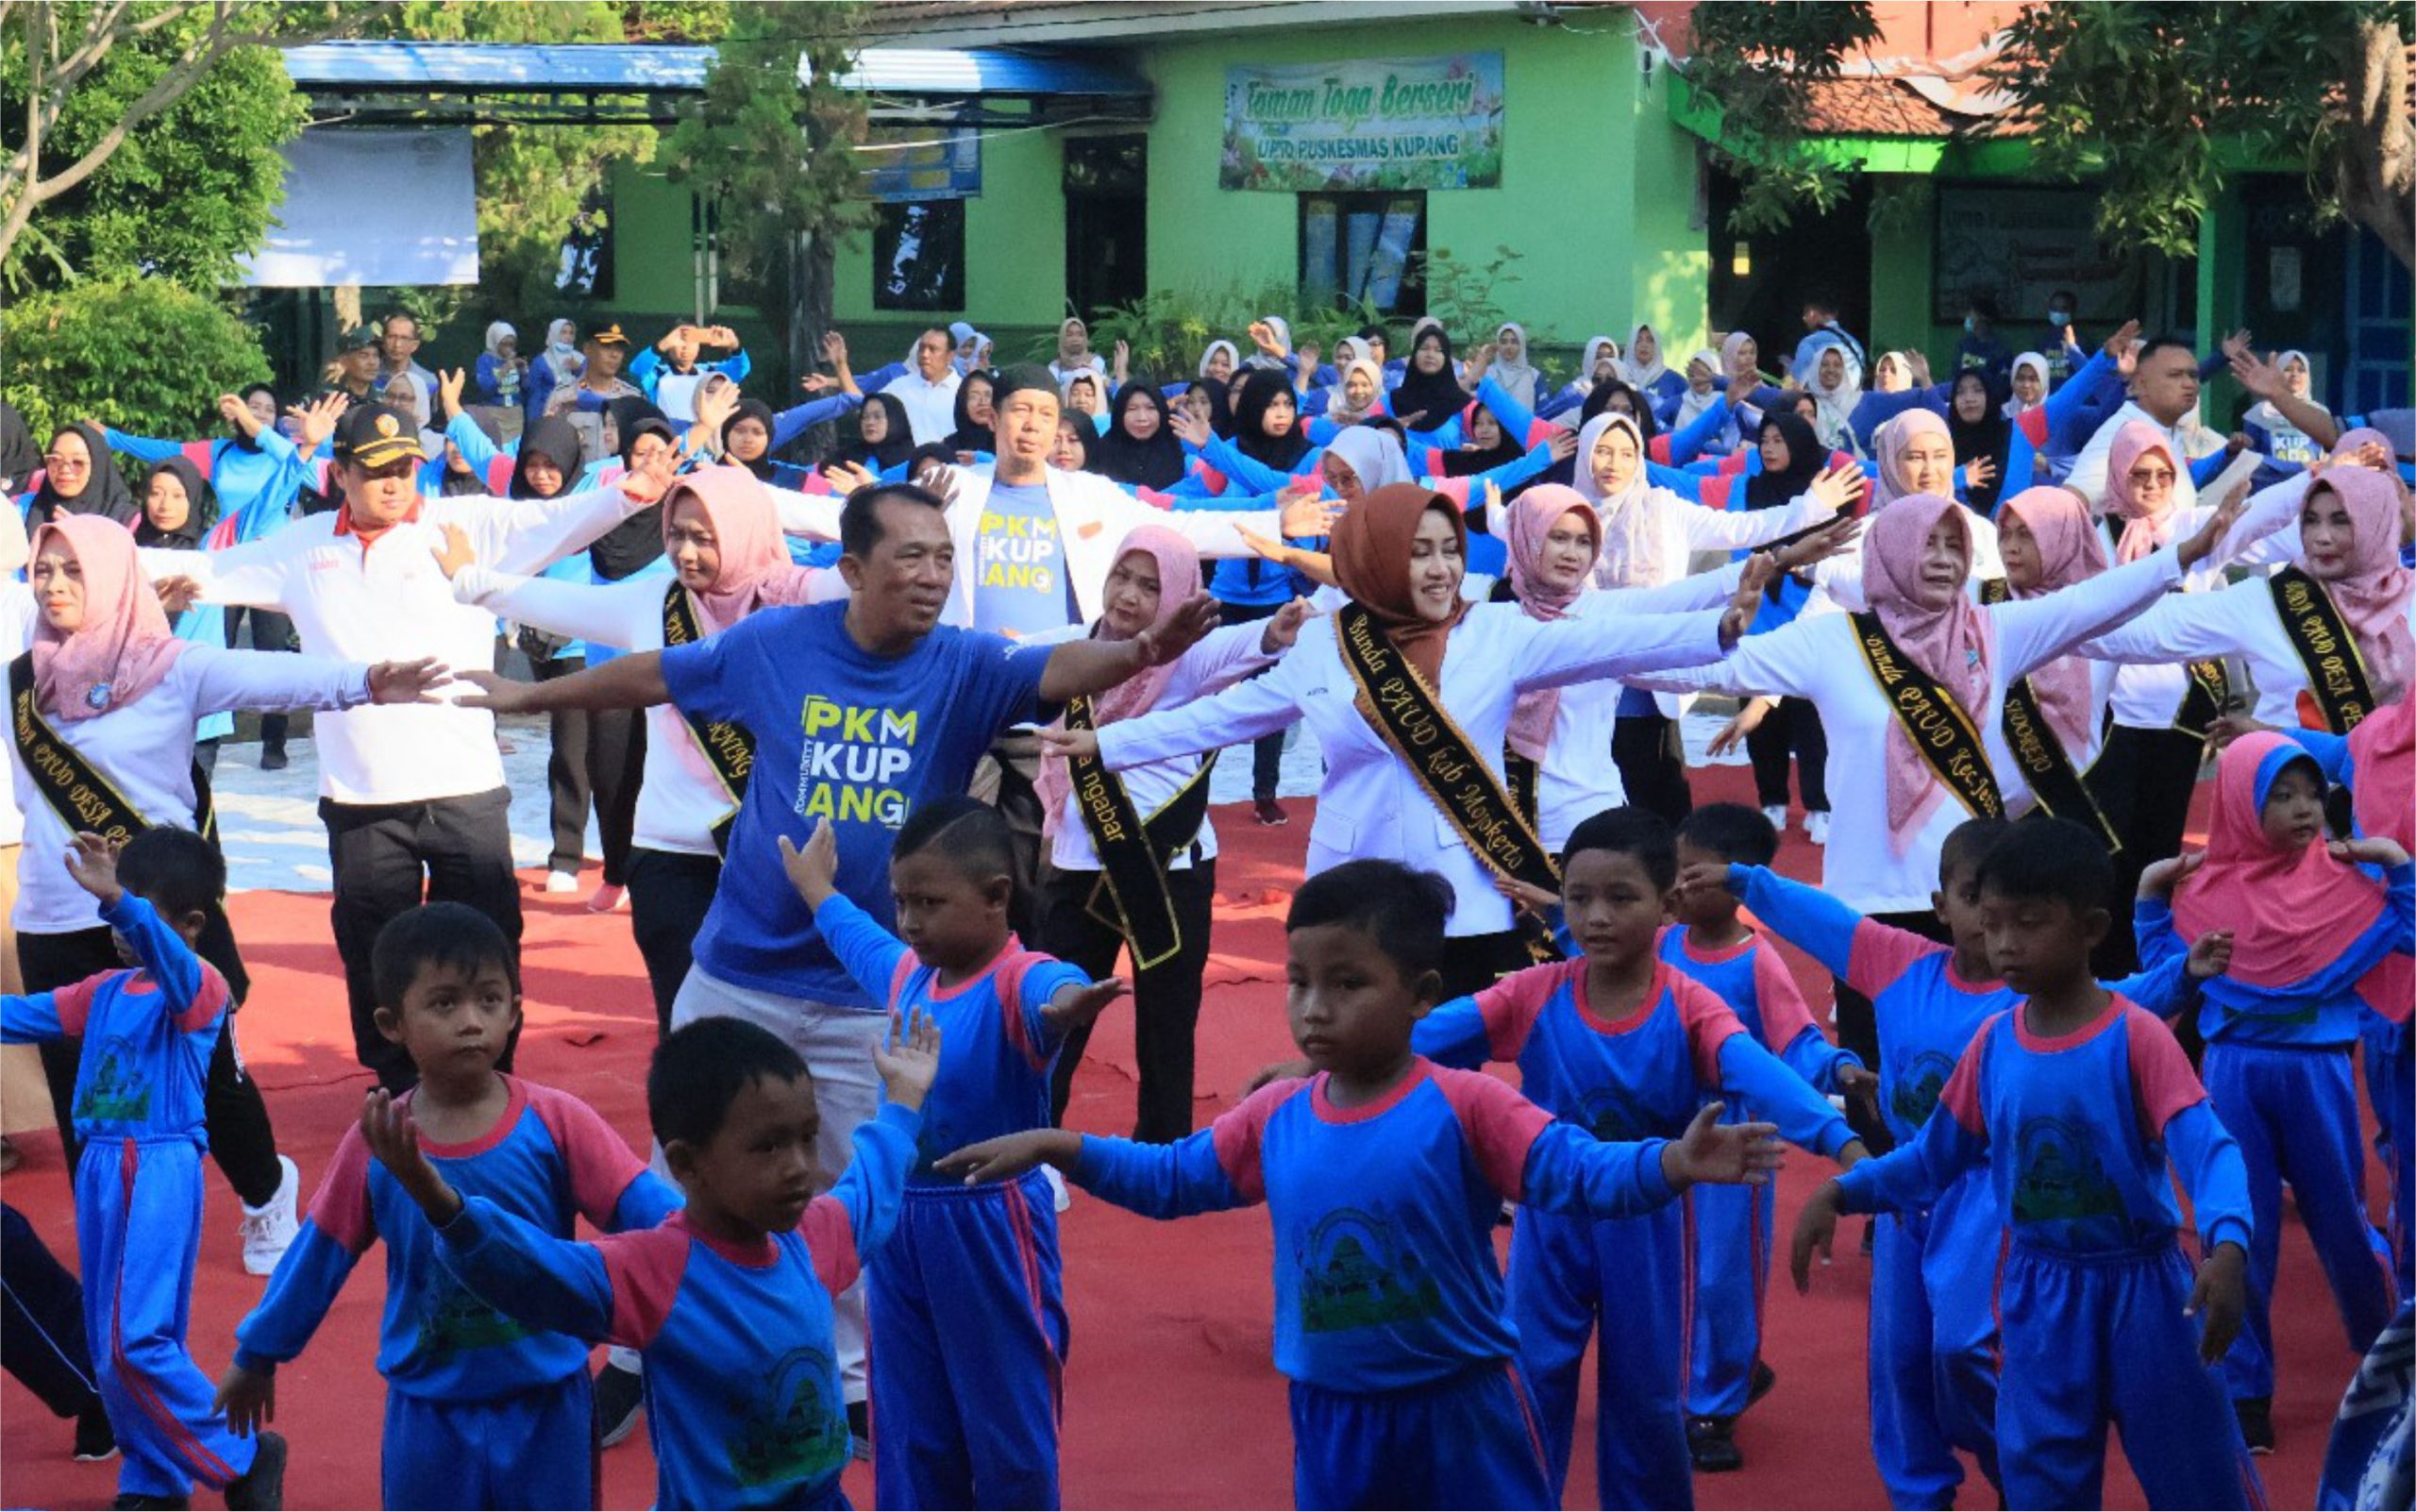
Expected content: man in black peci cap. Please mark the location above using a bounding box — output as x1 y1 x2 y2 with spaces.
319 326 383 405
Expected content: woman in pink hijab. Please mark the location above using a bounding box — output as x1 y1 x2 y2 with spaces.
1032 524 1309 1142
433 462 844 1033
13 513 445 1265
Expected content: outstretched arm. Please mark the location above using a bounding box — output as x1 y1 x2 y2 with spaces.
459 651 671 715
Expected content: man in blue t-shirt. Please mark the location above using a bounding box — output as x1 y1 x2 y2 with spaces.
461 474 1217 1416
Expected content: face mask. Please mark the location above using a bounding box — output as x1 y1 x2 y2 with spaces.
2048 306 2072 325
1963 316 1978 334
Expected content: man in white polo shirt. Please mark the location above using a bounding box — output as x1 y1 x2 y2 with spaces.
881 327 963 445
145 403 673 1090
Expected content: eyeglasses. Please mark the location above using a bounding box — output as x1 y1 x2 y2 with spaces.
385 332 421 346
41 454 88 471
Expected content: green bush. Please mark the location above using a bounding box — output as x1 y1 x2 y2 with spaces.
1 278 272 442
1078 281 1382 383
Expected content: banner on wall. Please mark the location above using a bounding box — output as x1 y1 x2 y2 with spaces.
1221 52 1504 192
863 126 982 203
1932 186 2139 324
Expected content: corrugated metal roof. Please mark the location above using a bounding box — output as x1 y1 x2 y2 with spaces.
277 40 1150 98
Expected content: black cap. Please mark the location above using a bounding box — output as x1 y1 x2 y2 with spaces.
338 324 381 352
334 403 425 468
586 323 631 347
991 363 1059 407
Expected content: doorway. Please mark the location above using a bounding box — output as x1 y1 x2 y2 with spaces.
1065 134 1147 322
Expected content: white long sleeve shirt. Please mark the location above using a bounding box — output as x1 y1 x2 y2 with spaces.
2063 398 2226 511
882 368 964 446
1645 548 2185 914
9 647 372 932
142 483 651 805
447 563 847 859
0 586 30 848
1098 601 1730 936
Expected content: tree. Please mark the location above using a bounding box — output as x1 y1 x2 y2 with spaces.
1677 2 1883 235
1990 3 2414 270
1 276 271 438
0 1 366 287
662 0 868 384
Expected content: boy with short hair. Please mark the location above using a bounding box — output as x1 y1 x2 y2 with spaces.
937 857 1784 1512
218 903 683 1509
361 1009 939 1512
781 800 1127 1509
1792 818 2263 1510
1 829 287 1511
1665 802 1876 1471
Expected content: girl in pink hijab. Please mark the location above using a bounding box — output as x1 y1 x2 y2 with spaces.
1992 486 2110 765
2102 421 2187 563
1032 522 1308 1142
2142 730 2410 1422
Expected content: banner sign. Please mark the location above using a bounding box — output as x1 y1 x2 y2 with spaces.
1221 53 1504 192
864 127 982 203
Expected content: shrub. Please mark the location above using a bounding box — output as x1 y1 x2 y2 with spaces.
0 278 272 441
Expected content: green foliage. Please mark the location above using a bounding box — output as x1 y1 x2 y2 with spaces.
1989 2 2413 262
1681 1 1882 236
0 278 270 440
1 5 310 293
1080 282 1376 382
1417 244 1525 345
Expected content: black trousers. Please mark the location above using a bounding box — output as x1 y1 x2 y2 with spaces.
627 847 721 1035
1613 710 1694 827
1831 908 1952 1157
322 787 524 1092
1217 602 1289 799
2 1202 100 1420
530 653 593 876
982 731 1054 944
1438 929 1542 1001
2087 723 2204 979
18 922 283 1207
225 606 297 752
1040 858 1217 1143
1747 699 1830 813
588 710 645 888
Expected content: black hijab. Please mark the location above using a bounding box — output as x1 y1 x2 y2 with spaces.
1944 369 2011 515
724 396 780 481
1744 412 1827 510
1234 368 1309 472
1580 378 1660 441
945 371 996 456
226 385 277 455
1092 383 1186 490
1438 392 1526 478
1190 376 1236 441
606 396 676 471
0 400 37 493
31 422 137 527
512 416 586 500
835 392 915 475
134 457 218 550
1391 328 1472 427
595 401 674 582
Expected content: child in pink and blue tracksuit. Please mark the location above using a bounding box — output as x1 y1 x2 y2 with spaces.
934 858 1787 1512
1664 803 1874 1471
1411 808 1869 1509
222 904 683 1509
1 830 286 1509
785 799 1128 1509
1795 819 2266 1511
360 1008 940 1511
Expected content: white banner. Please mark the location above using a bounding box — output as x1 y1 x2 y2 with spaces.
239 127 478 288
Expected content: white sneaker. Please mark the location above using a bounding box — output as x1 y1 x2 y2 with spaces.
545 870 579 895
1761 805 1788 833
1804 811 1831 846
241 1155 301 1275
1043 1164 1072 1213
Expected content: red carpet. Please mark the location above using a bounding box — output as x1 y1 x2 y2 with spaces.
0 767 2381 1509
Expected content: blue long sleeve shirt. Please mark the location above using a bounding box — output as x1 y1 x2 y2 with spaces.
2137 861 2415 1047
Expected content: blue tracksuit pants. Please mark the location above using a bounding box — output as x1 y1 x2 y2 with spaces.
2202 1041 2396 1400
870 1169 1067 1510
79 1136 257 1500
381 1369 595 1510
1508 1196 1692 1509
1288 1362 1553 1511
1867 1176 2001 1510
1685 1175 1770 1420
1996 1242 2266 1509
2362 1014 2413 1302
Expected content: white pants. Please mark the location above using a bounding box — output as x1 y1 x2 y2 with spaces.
666 966 889 1403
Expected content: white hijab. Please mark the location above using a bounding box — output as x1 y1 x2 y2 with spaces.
1575 336 1618 395
1198 340 1240 380
1674 349 1721 428
1324 425 1412 493
1624 323 1669 392
1490 322 1538 411
1246 315 1294 370
1806 344 1865 454
2005 352 2051 417
2244 349 2328 430
1572 412 1664 587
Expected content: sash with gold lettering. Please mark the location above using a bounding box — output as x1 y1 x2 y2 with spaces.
2268 567 2377 732
662 585 754 854
2171 656 2233 740
1847 612 2005 821
1503 749 1540 831
8 653 216 850
1978 580 2119 846
1333 603 1561 899
1063 696 1215 970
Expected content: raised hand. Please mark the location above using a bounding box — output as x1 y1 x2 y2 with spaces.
429 521 476 580
777 817 841 909
1722 556 1779 647
216 393 258 434
1663 1100 1784 1190
438 367 468 420
1774 513 1862 574
61 832 123 908
2176 482 2249 569
1492 874 1560 917
155 574 202 616
1169 408 1213 450
1262 596 1313 652
291 391 350 451
1545 428 1579 463
2186 1242 2247 1366
1247 320 1282 358
872 1007 941 1113
2101 318 2142 362
213 1362 276 1438
1045 977 1128 1033
2218 328 2256 362
1296 341 1321 378
821 460 877 496
1133 592 1219 667
360 1089 463 1224
620 441 683 506
2185 930 2234 982
932 1129 1080 1186
799 373 835 395
1676 859 1742 900
820 328 850 368
366 658 453 705
1806 462 1866 515
2136 850 2206 901
1964 454 1998 491
1279 484 1341 540
692 378 740 439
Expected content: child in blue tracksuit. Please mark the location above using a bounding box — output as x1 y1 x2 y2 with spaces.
783 798 1126 1509
0 829 286 1509
1408 808 1870 1510
2135 731 2411 1452
220 903 683 1509
359 1008 938 1511
1794 818 2265 1510
935 857 1787 1512
1664 804 1874 1470
1693 815 2218 1508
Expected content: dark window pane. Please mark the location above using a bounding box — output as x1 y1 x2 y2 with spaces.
873 200 965 312
1298 192 1424 317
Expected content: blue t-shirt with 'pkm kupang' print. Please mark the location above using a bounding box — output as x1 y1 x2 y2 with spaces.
660 602 1053 1006
971 482 1076 639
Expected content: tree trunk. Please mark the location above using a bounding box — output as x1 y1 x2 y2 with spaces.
2337 20 2415 270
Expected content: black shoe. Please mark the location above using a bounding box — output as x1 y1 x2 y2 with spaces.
110 1497 189 1510
595 1359 646 1448
1686 1415 1743 1472
1746 1360 1777 1409
74 1403 117 1461
2235 1395 2274 1455
847 1398 871 1462
260 746 289 771
224 1429 286 1511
